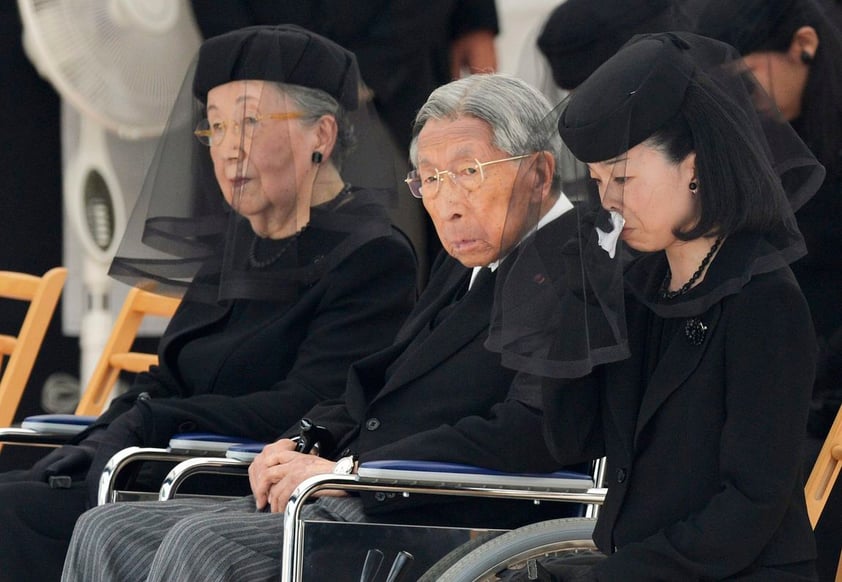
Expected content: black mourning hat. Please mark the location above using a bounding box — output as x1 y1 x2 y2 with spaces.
538 0 682 90
558 32 733 163
192 24 360 110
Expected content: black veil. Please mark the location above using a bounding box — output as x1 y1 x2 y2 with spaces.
482 90 631 380
490 32 824 379
109 24 401 304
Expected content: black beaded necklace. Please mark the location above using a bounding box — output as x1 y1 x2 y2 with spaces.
248 226 307 269
659 235 723 300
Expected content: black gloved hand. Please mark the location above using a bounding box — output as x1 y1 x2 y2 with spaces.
28 443 98 487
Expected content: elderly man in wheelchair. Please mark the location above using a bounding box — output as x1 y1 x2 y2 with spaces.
61 68 605 581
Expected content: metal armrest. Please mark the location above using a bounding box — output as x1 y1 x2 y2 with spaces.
158 457 250 501
0 427 74 447
281 463 607 582
97 447 192 505
98 434 263 505
0 414 97 448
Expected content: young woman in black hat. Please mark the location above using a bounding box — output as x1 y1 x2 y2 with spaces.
498 31 824 580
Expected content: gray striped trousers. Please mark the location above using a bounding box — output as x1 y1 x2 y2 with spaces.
61 495 368 582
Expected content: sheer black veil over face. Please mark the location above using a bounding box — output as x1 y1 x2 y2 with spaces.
485 98 630 380
493 32 824 379
108 25 401 304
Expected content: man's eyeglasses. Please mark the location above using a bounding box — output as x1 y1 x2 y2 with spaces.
194 112 305 146
404 154 530 199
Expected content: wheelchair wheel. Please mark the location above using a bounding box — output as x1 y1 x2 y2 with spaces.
419 517 602 581
416 530 504 582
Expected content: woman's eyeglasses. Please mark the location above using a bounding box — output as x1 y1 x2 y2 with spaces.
194 112 305 146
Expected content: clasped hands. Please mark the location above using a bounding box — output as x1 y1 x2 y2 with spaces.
248 438 348 513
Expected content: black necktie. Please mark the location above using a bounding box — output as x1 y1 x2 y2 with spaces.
432 268 492 328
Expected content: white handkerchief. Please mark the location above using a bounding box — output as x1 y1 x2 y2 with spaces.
596 211 625 258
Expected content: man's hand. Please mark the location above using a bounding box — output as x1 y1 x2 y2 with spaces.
248 439 348 512
450 30 497 79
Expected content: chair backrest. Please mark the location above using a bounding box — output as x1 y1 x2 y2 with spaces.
805 405 842 529
74 287 181 416
0 267 68 427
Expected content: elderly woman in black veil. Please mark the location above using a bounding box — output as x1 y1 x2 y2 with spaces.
0 25 416 581
495 32 825 580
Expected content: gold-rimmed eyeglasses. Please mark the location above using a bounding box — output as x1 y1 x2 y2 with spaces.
194 112 305 146
404 154 530 199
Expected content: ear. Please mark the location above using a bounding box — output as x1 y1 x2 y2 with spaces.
789 25 820 62
531 151 556 204
313 114 339 161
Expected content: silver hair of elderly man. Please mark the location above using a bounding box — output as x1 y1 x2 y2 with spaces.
408 73 564 191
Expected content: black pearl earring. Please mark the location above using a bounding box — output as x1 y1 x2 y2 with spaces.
801 50 814 64
311 151 323 164
689 180 698 193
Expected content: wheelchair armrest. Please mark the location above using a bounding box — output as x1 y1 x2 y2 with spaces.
0 414 98 447
98 432 262 504
154 441 267 500
158 456 251 501
225 442 265 462
357 460 595 492
167 433 265 456
281 463 607 582
20 414 97 435
97 446 193 505
0 427 74 446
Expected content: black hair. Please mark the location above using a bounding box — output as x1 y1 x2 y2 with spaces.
696 0 842 178
647 75 785 241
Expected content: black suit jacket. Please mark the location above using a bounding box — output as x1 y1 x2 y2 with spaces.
287 210 583 529
89 217 417 447
543 234 817 580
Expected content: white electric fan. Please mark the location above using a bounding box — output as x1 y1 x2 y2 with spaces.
17 0 201 392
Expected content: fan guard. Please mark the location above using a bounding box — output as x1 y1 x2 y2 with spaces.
19 0 200 139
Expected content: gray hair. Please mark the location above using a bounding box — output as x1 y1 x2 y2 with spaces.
273 82 355 168
409 73 562 191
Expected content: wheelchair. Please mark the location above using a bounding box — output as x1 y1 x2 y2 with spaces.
97 397 842 582
39 386 842 581
94 434 606 581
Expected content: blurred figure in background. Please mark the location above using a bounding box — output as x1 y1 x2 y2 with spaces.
532 0 694 207
696 2 842 577
536 0 692 93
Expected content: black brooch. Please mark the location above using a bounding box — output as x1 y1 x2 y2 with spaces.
684 317 708 346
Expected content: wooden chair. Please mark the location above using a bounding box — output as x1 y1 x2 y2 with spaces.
0 267 67 427
74 286 181 417
805 405 842 581
805 406 842 529
0 285 180 448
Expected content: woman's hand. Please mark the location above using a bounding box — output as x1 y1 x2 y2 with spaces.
248 439 349 512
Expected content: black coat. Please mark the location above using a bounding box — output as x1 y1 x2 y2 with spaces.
287 210 584 529
100 230 417 447
543 233 817 580
0 195 418 582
